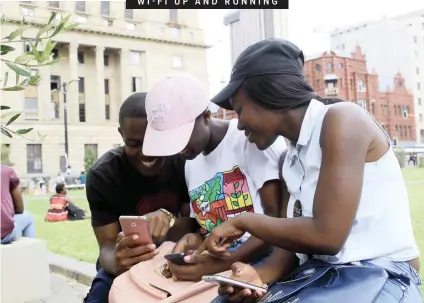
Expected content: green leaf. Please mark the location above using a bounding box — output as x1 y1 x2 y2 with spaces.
234 182 239 189
236 192 241 198
232 201 239 207
29 57 60 67
3 72 8 88
0 110 20 119
35 23 54 44
18 78 29 86
16 128 33 135
0 44 15 55
5 62 31 77
231 193 237 199
6 113 21 126
1 86 25 91
14 53 35 64
65 23 79 31
4 25 31 40
28 75 41 85
0 106 10 110
243 194 248 201
1 127 12 138
42 39 57 62
48 12 58 25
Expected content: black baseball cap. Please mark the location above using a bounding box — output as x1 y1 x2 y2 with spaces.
211 38 305 110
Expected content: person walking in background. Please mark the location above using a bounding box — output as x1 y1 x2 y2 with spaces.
1 164 36 244
79 171 87 185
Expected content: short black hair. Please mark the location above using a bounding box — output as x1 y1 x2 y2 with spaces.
119 92 147 125
56 183 65 194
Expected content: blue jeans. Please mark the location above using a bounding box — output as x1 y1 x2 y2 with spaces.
212 258 422 303
1 212 36 244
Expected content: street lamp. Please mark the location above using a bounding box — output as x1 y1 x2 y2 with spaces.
60 79 79 170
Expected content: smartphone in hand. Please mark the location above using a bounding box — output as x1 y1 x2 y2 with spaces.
119 216 153 246
164 253 190 266
202 275 268 293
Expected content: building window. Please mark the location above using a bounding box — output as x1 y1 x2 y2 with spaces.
172 55 182 68
417 67 420 75
357 80 366 92
397 105 401 115
102 19 113 26
78 77 85 93
418 82 421 90
84 144 98 159
126 23 136 30
337 63 343 70
21 7 34 16
125 9 133 19
404 125 408 137
371 103 375 114
420 129 424 143
105 105 110 120
75 1 85 12
27 144 42 174
104 54 109 66
384 105 388 115
77 51 84 64
23 39 33 53
315 64 321 72
132 77 142 92
326 63 333 71
419 98 422 106
170 9 178 23
79 104 86 122
101 1 110 16
130 51 141 65
413 36 417 43
104 79 109 94
48 1 60 8
24 97 38 114
357 99 367 110
394 105 397 115
316 79 320 89
76 15 87 23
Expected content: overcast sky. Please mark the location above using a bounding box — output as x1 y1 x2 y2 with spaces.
200 0 424 100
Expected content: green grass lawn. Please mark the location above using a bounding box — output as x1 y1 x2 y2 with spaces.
25 168 424 276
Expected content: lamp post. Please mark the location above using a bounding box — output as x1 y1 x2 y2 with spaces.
60 79 78 170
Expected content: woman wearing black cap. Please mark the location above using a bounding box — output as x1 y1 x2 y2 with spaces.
196 39 421 302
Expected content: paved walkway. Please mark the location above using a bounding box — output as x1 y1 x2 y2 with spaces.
26 273 89 303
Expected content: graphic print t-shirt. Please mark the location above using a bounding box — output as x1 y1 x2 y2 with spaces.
185 119 287 243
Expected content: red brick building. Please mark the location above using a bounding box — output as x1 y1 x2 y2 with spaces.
304 46 416 142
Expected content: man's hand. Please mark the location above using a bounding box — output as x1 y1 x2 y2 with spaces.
115 232 159 275
218 262 267 303
168 253 231 281
172 233 204 254
145 210 172 242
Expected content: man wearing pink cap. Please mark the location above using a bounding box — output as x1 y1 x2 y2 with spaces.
143 72 287 281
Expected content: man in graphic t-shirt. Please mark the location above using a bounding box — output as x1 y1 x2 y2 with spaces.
142 72 287 281
84 93 195 303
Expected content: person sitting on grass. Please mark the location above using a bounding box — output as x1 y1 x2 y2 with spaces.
45 183 87 222
84 93 197 303
196 38 421 302
1 164 36 244
142 72 287 281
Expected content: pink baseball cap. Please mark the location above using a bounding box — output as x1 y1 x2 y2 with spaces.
142 72 210 156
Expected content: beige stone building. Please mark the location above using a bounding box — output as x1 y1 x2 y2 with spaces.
0 1 208 178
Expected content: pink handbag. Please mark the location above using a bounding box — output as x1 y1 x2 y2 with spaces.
109 241 231 303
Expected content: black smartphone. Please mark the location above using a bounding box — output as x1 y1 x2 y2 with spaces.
164 253 190 266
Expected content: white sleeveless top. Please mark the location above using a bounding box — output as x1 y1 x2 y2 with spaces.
283 99 419 264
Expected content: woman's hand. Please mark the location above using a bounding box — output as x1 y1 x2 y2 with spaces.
218 262 267 302
195 216 246 257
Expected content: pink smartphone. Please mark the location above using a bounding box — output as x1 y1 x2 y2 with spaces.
119 216 153 245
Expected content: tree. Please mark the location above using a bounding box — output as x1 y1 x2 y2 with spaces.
1 12 77 139
84 147 97 173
